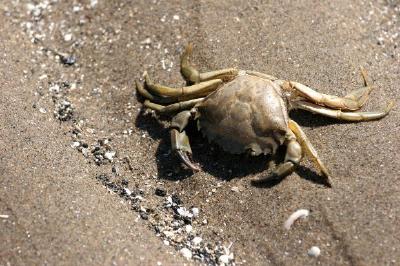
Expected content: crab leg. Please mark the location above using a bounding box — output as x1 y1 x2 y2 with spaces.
136 80 179 104
289 68 375 111
293 100 393 121
144 74 222 99
144 98 204 114
181 43 238 84
252 129 302 184
288 120 331 185
170 110 200 171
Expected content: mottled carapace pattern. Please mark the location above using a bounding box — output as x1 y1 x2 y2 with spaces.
197 75 288 155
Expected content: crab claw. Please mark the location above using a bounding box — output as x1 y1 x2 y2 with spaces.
176 150 201 171
171 128 201 172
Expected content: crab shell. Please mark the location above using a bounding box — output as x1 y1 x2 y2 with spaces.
195 74 289 156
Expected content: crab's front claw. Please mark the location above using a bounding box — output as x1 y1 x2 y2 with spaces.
171 128 200 171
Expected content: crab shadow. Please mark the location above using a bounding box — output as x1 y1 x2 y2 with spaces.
135 108 331 187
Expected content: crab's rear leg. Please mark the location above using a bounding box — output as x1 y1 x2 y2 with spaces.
170 110 200 171
288 68 375 111
288 120 331 184
252 127 302 184
253 120 332 186
293 100 393 121
181 43 238 84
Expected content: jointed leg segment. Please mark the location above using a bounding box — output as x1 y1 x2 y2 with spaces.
288 120 331 184
145 74 223 99
170 110 200 171
253 119 332 185
181 43 238 84
286 68 393 122
288 68 374 111
293 100 393 121
144 98 204 114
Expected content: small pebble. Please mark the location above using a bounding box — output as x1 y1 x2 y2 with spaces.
155 188 166 197
63 33 73 42
219 254 231 264
308 246 321 257
104 151 116 161
180 248 192 259
81 148 89 157
185 224 192 233
231 186 240 192
39 107 47 113
123 188 132 196
90 0 98 7
177 207 192 218
71 141 80 148
60 55 76 66
191 207 199 217
192 236 202 245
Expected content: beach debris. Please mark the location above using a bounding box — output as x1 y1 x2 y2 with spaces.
218 243 234 265
284 209 310 230
155 188 167 197
307 246 321 257
0 214 10 219
54 98 73 121
180 247 192 259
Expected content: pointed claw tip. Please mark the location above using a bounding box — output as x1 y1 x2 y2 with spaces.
176 150 200 172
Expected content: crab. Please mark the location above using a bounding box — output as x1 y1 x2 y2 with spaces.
136 44 393 186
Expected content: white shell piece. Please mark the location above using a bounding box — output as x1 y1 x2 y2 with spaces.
284 209 310 230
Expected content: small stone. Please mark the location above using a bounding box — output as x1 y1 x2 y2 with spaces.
155 188 166 197
49 84 60 93
177 207 192 218
191 207 199 217
163 240 170 246
180 248 192 259
39 107 47 113
104 151 116 161
307 246 321 257
173 15 180 20
71 141 80 148
123 188 132 196
140 212 148 220
219 254 232 264
90 0 98 7
192 236 202 245
202 219 208 225
60 55 76 66
185 224 192 233
231 186 240 192
141 38 152 45
163 231 174 238
81 148 89 157
63 33 73 42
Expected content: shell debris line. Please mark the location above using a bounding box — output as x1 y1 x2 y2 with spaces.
284 209 310 230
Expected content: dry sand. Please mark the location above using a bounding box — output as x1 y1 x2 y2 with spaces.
1 1 399 265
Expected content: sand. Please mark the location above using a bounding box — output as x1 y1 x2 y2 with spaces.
1 1 399 265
